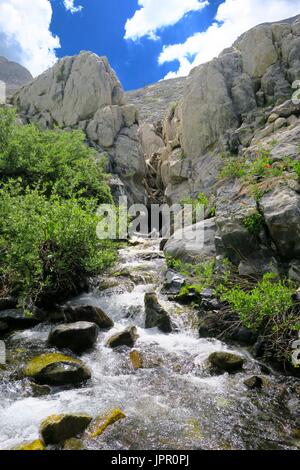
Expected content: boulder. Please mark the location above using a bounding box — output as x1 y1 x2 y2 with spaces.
48 321 98 354
260 186 300 260
14 439 45 451
40 413 92 445
161 269 186 296
244 376 264 389
144 293 172 333
0 309 39 329
29 382 51 397
164 218 216 264
63 304 114 329
106 326 138 349
208 352 245 373
23 353 91 386
89 409 126 438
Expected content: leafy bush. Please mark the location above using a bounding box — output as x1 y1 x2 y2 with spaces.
0 107 112 203
220 273 295 331
242 212 265 235
181 192 209 208
0 183 117 305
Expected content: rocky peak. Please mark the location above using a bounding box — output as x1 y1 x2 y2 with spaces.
12 52 146 204
0 56 32 96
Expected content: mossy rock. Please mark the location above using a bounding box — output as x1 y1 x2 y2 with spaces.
244 376 263 389
14 439 45 450
63 438 85 450
89 408 126 438
24 353 91 386
130 350 143 369
208 352 245 373
40 413 92 445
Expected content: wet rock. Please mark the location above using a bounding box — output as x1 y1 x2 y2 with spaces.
14 439 45 451
232 327 257 346
23 353 91 386
0 320 9 335
0 309 39 329
0 297 18 311
244 376 264 389
106 326 139 349
130 350 143 369
63 438 85 450
63 305 114 329
48 321 98 354
88 409 126 438
144 293 172 333
29 382 51 397
159 239 168 251
40 413 92 445
162 270 186 296
208 352 245 373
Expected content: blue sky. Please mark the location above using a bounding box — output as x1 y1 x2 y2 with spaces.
50 0 223 90
0 0 300 91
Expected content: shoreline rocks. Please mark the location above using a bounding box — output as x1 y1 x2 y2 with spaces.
62 304 114 329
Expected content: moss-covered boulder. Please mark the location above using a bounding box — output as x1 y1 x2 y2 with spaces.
40 413 92 445
106 326 138 349
48 321 98 354
29 382 51 397
89 408 126 438
244 376 263 389
208 352 245 373
23 353 91 385
130 350 143 369
63 438 85 450
14 439 45 450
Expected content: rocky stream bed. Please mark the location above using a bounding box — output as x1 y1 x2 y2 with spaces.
0 240 299 450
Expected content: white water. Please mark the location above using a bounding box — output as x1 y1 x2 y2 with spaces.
0 240 299 450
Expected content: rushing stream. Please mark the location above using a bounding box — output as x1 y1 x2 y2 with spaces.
0 240 299 450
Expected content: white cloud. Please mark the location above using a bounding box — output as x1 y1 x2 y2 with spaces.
159 0 300 79
0 0 60 76
125 0 209 41
63 0 82 14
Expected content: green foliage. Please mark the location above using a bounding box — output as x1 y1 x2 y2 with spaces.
219 148 296 182
220 273 295 331
180 192 209 208
0 108 117 305
0 183 117 304
292 160 300 180
242 212 265 235
0 107 112 203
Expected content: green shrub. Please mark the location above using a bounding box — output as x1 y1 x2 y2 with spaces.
180 192 209 208
0 183 117 305
0 107 112 203
220 273 295 331
242 212 265 235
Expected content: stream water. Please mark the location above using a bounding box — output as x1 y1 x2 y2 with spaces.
0 240 299 450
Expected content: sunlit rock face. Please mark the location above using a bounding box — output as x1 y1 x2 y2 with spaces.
13 52 146 204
